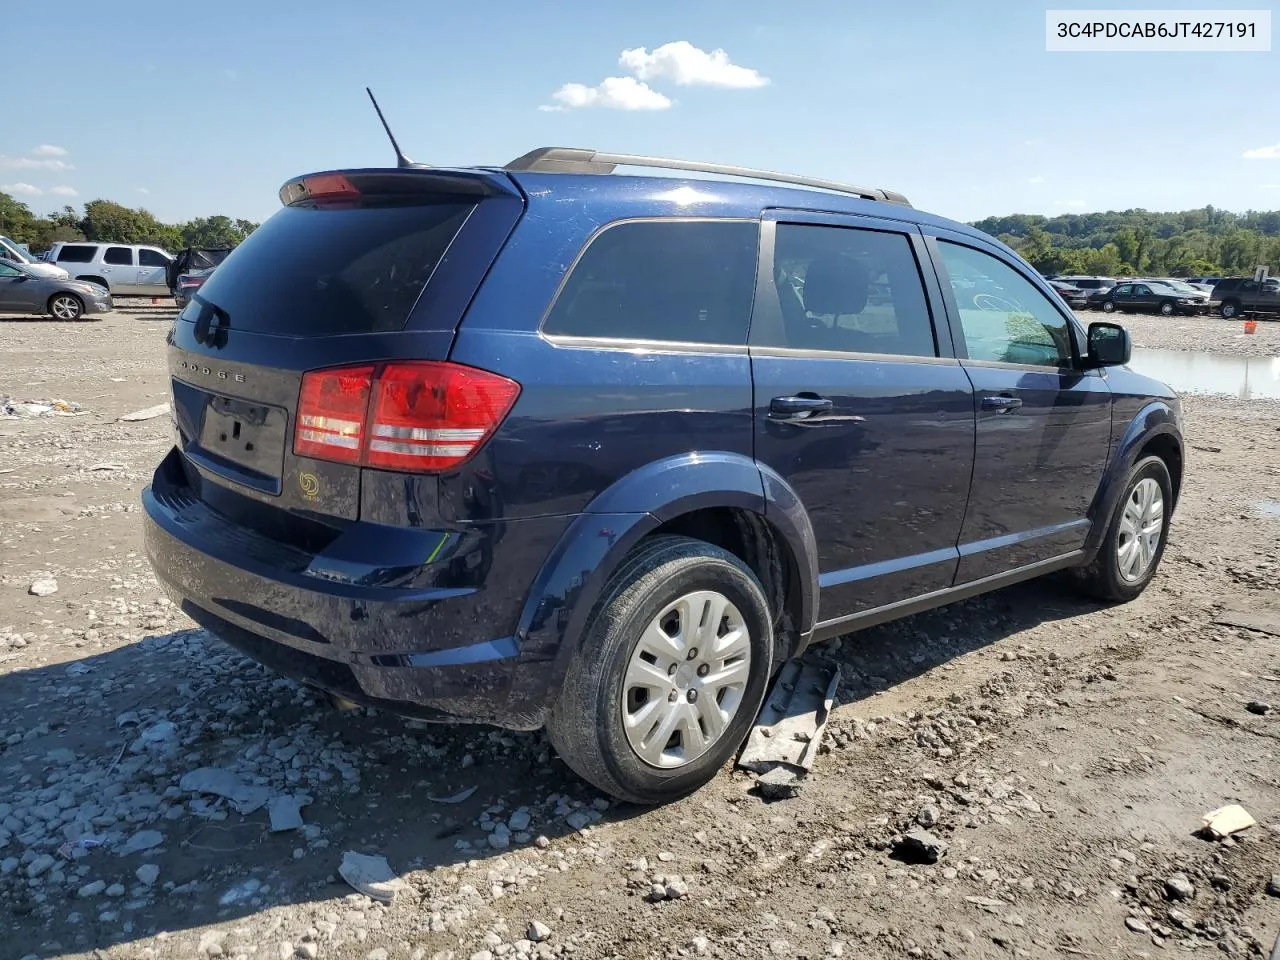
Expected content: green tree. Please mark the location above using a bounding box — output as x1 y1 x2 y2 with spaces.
0 192 37 242
179 215 259 249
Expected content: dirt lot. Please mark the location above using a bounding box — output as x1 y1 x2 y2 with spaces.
2 303 1279 960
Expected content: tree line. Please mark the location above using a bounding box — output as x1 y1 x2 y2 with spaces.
971 206 1280 277
0 192 259 253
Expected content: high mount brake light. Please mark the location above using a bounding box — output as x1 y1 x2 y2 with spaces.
294 362 520 473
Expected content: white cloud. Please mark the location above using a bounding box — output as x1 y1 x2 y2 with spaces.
31 144 68 158
1028 175 1045 184
0 156 74 171
545 76 673 111
619 41 768 88
1 182 43 196
1053 199 1087 208
48 185 78 196
1242 143 1280 160
137 187 151 195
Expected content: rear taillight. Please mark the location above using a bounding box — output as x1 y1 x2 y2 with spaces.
177 277 206 289
294 362 519 473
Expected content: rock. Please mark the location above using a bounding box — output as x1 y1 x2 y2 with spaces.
136 864 160 886
105 883 125 897
527 920 552 942
689 936 709 955
1125 917 1150 934
894 829 948 864
469 952 494 960
508 809 531 833
665 876 689 899
756 766 803 799
657 851 675 862
1246 701 1271 715
338 851 406 903
1266 874 1280 897
119 829 164 855
916 804 941 828
77 879 106 897
648 882 668 901
487 825 511 850
29 578 58 597
367 950 389 960
769 941 792 957
565 811 593 831
295 945 318 960
1164 873 1195 901
277 944 293 960
26 854 55 878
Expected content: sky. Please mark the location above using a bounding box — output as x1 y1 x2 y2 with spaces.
4 0 1278 227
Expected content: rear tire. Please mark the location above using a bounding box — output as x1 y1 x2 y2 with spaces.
1220 299 1240 319
1101 300 1116 313
546 535 775 804
48 293 83 321
1158 300 1175 316
1073 456 1173 603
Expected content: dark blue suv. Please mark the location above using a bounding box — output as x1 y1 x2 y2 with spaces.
143 148 1184 804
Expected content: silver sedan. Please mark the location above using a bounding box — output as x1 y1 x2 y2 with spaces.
0 259 114 320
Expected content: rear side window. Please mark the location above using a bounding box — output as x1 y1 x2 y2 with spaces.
57 245 97 263
756 223 937 358
104 247 134 265
184 200 475 335
543 220 758 345
139 249 168 267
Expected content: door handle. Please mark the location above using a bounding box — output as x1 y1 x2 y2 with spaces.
981 395 1023 413
769 395 833 419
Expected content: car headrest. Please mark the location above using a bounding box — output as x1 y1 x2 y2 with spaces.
802 255 869 316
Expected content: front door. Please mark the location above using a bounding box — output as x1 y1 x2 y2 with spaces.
137 249 171 295
749 213 976 626
926 231 1113 583
0 262 27 310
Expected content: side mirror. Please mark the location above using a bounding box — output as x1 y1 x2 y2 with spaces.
1087 321 1131 367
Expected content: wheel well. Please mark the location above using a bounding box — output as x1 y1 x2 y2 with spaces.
76 275 108 287
648 507 802 657
1139 434 1183 506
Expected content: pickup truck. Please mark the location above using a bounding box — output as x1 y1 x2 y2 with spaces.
1211 276 1280 319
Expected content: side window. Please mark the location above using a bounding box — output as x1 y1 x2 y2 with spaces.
1133 284 1150 296
1113 284 1132 296
57 245 97 263
138 249 169 267
0 263 22 278
758 223 937 357
543 220 758 345
936 241 1073 368
104 247 134 266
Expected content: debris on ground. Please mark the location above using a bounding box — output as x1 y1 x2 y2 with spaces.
179 766 273 815
754 765 804 800
427 785 478 804
1213 607 1280 638
893 828 949 864
119 402 170 422
27 578 57 597
1 396 83 418
338 851 406 903
739 658 841 774
1200 804 1257 839
268 794 312 832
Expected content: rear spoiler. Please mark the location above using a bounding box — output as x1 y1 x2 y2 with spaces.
278 168 521 207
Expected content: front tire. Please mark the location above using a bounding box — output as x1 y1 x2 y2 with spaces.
1220 299 1240 319
1158 300 1175 317
1073 456 1173 602
1101 300 1116 313
546 535 775 804
48 293 83 320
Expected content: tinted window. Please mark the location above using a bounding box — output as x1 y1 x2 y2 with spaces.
758 224 936 357
57 245 97 263
1113 284 1133 295
183 200 474 335
104 247 134 265
138 249 168 267
0 263 22 278
936 241 1072 367
544 220 758 345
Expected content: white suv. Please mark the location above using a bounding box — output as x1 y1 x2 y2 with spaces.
45 242 173 296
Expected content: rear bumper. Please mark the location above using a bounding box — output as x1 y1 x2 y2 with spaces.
142 451 571 729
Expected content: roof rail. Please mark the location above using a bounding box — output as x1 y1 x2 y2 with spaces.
503 147 910 207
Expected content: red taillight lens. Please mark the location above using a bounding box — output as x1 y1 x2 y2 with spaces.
178 277 205 289
302 174 361 200
295 366 375 464
292 362 519 473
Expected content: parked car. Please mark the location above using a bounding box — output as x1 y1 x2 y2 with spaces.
168 247 233 307
0 234 70 280
1048 279 1088 307
1057 275 1117 297
142 148 1184 803
44 242 173 296
1210 276 1280 319
0 259 113 319
1150 278 1211 307
1087 280 1205 316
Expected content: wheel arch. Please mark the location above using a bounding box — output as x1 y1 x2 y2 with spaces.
1083 401 1182 560
514 452 819 700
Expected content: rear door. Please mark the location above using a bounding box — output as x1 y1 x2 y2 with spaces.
167 168 524 528
102 246 138 293
137 248 171 295
924 229 1112 582
749 211 976 625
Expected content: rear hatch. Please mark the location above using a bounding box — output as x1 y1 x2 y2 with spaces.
166 167 525 536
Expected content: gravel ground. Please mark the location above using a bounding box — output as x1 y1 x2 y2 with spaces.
1077 309 1280 358
2 301 1280 960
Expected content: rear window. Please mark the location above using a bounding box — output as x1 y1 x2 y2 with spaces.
57 245 97 263
543 220 759 345
181 200 475 335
